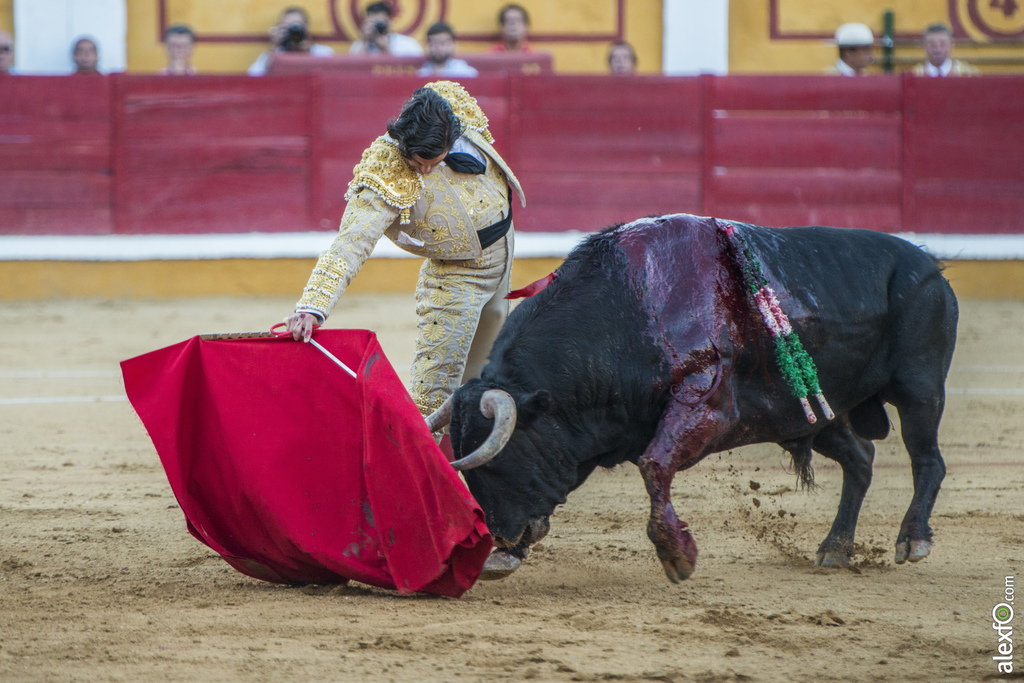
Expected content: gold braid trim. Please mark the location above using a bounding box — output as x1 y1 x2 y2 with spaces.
296 252 349 318
343 83 494 225
345 135 422 224
425 80 495 144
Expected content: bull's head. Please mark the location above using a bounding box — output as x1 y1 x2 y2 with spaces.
427 378 566 554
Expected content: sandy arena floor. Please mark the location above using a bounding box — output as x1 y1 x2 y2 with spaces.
1 294 1021 682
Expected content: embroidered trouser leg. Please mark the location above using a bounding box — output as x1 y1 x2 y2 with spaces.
410 232 513 415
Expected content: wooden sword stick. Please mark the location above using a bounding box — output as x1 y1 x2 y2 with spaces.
200 330 357 378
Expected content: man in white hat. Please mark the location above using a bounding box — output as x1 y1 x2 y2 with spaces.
826 22 875 76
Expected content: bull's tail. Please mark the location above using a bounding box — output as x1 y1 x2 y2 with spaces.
780 437 816 490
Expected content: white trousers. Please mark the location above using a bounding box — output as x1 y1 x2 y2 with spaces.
409 231 513 415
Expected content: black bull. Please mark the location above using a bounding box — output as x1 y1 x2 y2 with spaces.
444 214 958 582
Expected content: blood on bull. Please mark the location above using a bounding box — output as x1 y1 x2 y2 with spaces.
429 213 958 582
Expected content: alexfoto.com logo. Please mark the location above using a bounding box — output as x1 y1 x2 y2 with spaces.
993 575 1015 675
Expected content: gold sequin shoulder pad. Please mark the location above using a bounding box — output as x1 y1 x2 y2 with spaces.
425 80 495 144
345 135 423 214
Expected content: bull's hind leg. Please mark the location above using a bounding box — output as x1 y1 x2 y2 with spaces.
808 423 876 568
637 402 727 583
890 394 947 564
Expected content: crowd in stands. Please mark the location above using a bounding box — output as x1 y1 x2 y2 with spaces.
827 20 977 77
0 3 981 79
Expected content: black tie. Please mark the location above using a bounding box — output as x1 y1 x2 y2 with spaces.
444 152 486 175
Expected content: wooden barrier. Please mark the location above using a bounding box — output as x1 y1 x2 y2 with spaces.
0 76 112 235
704 76 903 230
904 77 1024 234
1 73 1023 236
268 52 554 76
113 75 315 234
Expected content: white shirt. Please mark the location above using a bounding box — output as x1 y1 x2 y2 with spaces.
248 43 335 76
923 59 952 77
832 59 859 77
349 33 423 57
416 58 478 78
448 136 486 166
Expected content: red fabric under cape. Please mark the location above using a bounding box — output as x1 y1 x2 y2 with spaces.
121 329 492 597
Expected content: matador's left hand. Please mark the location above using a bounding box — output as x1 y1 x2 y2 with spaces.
282 312 317 343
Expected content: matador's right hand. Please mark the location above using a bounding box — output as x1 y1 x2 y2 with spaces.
282 312 317 343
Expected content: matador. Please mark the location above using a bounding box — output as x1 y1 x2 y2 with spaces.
284 81 525 416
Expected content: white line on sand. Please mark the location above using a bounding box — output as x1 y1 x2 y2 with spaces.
0 370 121 379
945 387 1024 396
0 366 1018 380
0 395 127 405
2 388 1024 406
950 366 1024 373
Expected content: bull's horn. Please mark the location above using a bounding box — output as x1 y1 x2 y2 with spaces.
450 389 517 471
425 395 453 433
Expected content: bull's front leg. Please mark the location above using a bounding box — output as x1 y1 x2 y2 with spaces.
637 402 727 583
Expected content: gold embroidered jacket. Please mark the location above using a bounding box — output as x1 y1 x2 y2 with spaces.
296 81 525 321
911 59 980 76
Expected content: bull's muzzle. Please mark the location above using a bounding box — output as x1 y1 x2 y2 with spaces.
426 389 517 470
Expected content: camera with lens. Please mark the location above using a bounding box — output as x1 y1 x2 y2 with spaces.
279 23 310 52
372 21 389 36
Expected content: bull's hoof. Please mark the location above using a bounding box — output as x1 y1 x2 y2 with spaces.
659 556 694 583
479 550 521 581
814 550 851 568
895 539 931 565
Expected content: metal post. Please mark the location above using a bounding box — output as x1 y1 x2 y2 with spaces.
882 10 895 74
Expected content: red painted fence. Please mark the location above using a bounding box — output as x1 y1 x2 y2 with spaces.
1 73 1022 236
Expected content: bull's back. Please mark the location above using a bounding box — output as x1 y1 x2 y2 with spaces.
741 224 956 365
730 223 957 434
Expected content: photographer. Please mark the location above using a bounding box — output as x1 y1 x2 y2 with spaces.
349 2 423 57
248 6 334 76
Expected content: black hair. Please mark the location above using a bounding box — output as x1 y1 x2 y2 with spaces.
838 45 871 59
923 22 953 37
281 6 310 23
427 21 455 39
365 2 393 18
386 88 463 161
607 40 636 67
499 3 530 26
165 23 196 41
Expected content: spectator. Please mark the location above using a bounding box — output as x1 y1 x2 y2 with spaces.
160 24 196 75
350 2 424 57
913 23 979 77
826 22 875 76
72 37 100 75
0 31 14 74
490 4 532 53
417 21 477 78
608 41 637 74
248 6 335 76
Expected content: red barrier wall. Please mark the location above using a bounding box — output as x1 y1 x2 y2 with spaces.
0 76 112 235
1 73 1022 236
904 77 1024 233
704 76 903 230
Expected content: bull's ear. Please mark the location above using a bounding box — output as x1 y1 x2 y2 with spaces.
516 390 551 425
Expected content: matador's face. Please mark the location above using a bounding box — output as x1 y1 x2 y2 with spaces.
407 149 449 175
